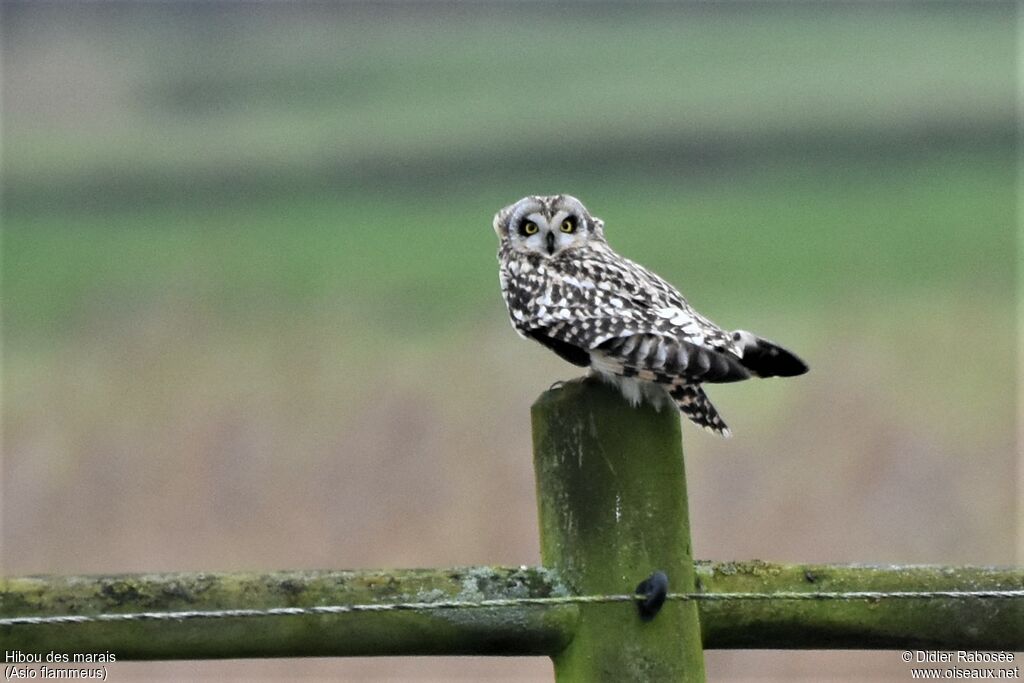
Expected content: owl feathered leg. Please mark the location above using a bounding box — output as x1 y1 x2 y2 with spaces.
669 384 731 438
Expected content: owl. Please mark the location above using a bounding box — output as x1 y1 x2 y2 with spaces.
493 194 807 437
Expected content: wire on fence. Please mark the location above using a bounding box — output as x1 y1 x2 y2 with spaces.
3 589 1023 627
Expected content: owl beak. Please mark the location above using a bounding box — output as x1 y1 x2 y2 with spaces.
545 230 556 256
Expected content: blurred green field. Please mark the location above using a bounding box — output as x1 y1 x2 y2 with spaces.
4 149 1015 340
3 5 1012 198
1 3 1018 681
3 4 1015 341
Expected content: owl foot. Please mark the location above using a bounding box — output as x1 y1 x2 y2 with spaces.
549 376 591 392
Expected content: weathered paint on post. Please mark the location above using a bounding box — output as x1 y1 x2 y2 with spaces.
532 377 706 682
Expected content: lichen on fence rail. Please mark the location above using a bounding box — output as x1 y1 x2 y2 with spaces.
2 563 1022 658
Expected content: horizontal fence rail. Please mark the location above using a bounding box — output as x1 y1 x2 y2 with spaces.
2 562 1022 659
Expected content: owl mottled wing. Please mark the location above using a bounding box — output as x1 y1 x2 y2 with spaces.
502 242 747 384
593 333 749 384
525 328 590 367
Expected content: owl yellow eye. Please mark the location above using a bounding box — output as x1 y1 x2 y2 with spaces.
522 221 539 235
560 216 577 233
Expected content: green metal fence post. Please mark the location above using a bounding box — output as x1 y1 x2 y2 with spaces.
532 377 706 682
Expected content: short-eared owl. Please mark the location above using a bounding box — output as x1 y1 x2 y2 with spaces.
494 194 807 437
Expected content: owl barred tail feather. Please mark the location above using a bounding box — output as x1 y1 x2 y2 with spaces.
669 385 731 437
597 333 750 384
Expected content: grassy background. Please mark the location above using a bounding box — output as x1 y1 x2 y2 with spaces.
2 2 1018 681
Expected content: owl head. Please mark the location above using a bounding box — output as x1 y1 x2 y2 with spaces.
493 194 605 258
